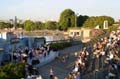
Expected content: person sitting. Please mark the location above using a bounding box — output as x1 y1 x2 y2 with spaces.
106 52 114 61
72 62 79 73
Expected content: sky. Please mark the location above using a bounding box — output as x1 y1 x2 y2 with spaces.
0 0 120 21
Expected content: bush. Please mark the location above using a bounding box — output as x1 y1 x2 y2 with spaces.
0 63 25 79
0 71 8 79
50 42 72 50
107 25 119 32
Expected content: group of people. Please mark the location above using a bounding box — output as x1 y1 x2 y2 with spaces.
27 45 51 65
11 44 54 79
12 44 51 64
64 47 89 79
1 27 120 79
65 27 120 79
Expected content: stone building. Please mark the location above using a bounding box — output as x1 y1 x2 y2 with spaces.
66 27 92 42
67 28 81 37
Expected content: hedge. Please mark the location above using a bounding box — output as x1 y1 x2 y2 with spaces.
50 42 72 50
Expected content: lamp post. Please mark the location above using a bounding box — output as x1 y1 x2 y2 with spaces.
9 19 14 28
14 16 17 29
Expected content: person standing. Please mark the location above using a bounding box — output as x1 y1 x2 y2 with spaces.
49 68 54 79
100 48 106 68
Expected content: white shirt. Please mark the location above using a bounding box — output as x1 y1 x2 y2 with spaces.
73 66 78 73
37 75 43 79
101 51 105 55
109 53 114 59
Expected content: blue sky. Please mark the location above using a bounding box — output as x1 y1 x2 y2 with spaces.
0 0 120 21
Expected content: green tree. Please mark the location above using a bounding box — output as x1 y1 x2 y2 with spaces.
83 16 114 29
59 9 75 30
16 23 24 28
5 22 12 28
0 22 12 29
0 72 8 79
0 63 25 79
108 25 119 32
45 21 58 30
34 21 45 30
0 22 5 29
77 15 89 27
24 20 34 31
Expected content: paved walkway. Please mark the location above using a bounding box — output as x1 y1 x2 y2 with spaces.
39 44 83 79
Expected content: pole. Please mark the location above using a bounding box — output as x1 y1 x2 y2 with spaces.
14 16 17 29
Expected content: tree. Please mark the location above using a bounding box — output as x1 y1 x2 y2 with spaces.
5 22 12 28
0 22 12 29
59 9 75 30
34 21 45 30
83 16 115 29
45 21 58 30
0 63 25 79
24 20 34 31
77 15 89 27
16 22 24 28
0 22 4 29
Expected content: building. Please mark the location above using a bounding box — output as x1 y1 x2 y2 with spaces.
81 28 91 39
0 30 15 41
66 27 92 42
103 20 108 29
67 28 91 38
0 38 9 64
67 28 81 37
21 36 45 48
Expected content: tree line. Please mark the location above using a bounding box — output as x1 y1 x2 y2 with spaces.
0 9 115 31
83 16 114 29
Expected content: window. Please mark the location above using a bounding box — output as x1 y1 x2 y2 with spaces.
76 32 79 35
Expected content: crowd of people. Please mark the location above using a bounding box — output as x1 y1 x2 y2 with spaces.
1 27 120 79
10 44 56 79
64 27 120 79
11 45 51 65
11 26 120 79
